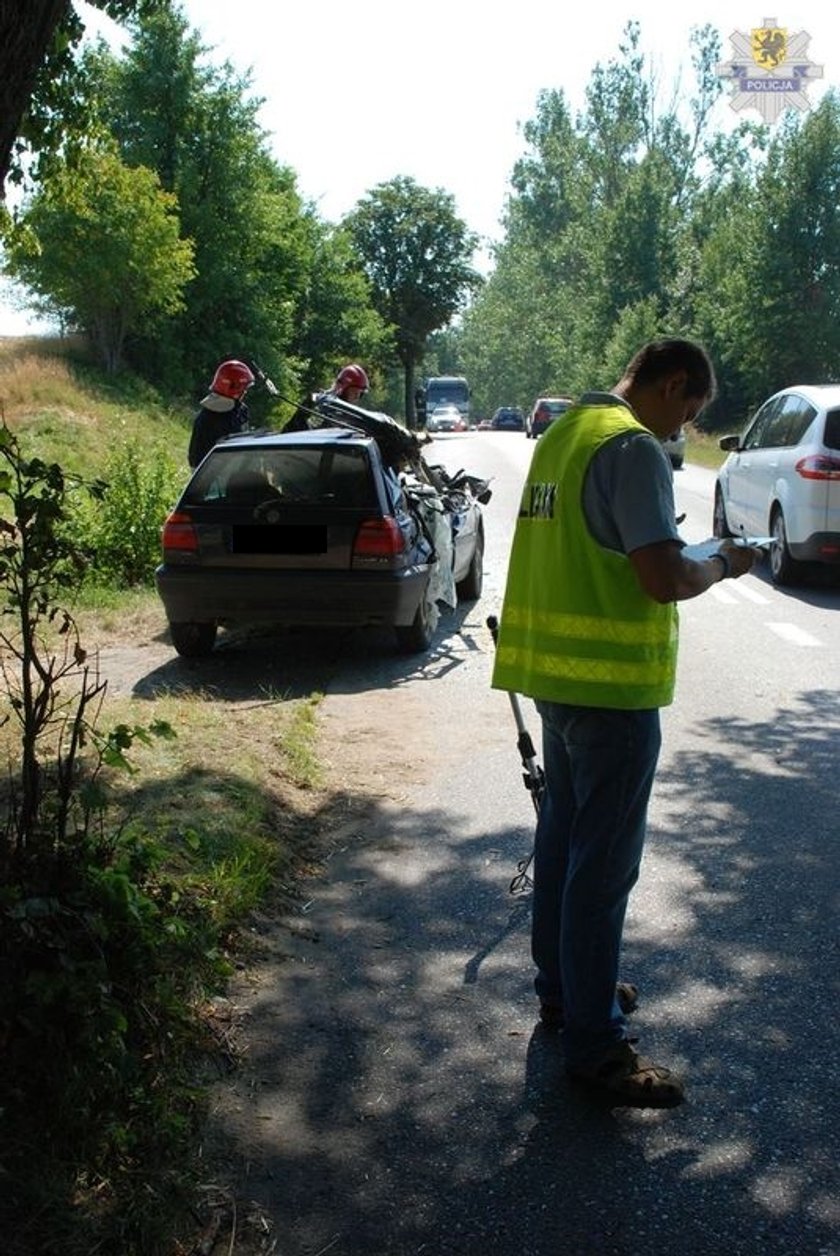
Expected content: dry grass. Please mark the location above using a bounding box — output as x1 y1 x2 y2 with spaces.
686 426 727 470
0 335 189 480
0 344 88 412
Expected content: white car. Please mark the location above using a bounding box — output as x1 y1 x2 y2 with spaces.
713 383 840 585
426 404 466 433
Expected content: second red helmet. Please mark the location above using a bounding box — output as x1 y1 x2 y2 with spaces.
333 363 369 396
210 359 255 400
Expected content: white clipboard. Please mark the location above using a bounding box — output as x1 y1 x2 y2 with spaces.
682 536 774 561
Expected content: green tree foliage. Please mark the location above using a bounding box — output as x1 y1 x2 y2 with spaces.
5 146 194 373
289 223 388 395
459 23 729 412
86 6 385 400
345 175 481 423
0 0 170 191
697 94 840 414
92 8 309 391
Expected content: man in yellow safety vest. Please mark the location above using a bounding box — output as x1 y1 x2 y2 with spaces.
493 338 758 1107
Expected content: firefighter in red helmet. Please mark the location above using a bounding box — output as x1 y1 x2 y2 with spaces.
330 363 369 404
283 363 371 433
188 359 255 468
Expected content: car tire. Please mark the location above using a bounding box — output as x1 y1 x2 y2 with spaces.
712 487 733 539
769 507 801 586
671 456 684 470
395 595 435 654
169 620 218 658
456 525 484 601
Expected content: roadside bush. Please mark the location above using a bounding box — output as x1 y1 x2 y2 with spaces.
0 423 230 1252
74 438 183 586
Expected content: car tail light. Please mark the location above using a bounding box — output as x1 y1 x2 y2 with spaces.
795 455 840 480
353 517 406 557
161 510 199 552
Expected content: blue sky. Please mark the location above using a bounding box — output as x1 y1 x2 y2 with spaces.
2 2 837 333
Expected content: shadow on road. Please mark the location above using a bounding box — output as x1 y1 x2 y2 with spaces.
196 684 839 1255
127 603 484 703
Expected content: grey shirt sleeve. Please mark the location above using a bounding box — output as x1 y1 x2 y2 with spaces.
582 430 682 554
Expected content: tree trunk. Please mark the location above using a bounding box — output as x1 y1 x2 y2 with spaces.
0 0 70 189
403 359 417 430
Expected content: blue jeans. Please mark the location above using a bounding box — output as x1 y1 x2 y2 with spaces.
532 701 662 1067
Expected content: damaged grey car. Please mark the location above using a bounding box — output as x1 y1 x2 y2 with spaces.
156 398 490 657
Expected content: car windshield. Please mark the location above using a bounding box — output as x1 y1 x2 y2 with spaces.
183 445 376 507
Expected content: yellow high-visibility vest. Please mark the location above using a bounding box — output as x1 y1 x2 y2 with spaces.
492 403 678 709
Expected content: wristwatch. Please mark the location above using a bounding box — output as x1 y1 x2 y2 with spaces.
714 551 731 579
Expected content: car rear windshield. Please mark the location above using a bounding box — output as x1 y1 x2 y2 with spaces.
543 401 570 414
183 445 377 508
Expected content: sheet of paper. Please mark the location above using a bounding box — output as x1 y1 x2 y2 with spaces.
682 536 774 561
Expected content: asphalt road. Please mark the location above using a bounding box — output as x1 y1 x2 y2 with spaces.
204 432 840 1256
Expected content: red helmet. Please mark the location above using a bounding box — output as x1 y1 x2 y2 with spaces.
333 363 369 397
210 359 255 400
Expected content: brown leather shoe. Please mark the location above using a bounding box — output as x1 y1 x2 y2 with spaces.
566 1038 685 1108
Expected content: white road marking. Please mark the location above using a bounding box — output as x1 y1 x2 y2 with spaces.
766 622 821 647
729 580 770 604
709 584 739 605
708 579 769 605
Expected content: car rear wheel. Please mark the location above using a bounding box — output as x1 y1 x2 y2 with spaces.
769 507 800 586
712 487 733 539
395 594 435 654
456 525 484 601
169 620 218 658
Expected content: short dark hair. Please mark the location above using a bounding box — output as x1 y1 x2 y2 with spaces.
624 338 716 402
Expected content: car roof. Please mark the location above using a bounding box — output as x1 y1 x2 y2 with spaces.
535 396 573 405
771 384 840 408
217 428 373 451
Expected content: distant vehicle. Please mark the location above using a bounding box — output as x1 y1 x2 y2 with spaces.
713 383 840 585
663 425 686 469
491 406 525 431
156 424 488 655
427 404 467 433
526 396 573 439
420 376 471 427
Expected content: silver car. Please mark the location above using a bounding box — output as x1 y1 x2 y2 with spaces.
713 384 840 584
663 425 686 469
426 404 466 433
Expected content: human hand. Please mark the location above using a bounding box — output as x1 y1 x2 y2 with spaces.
718 541 759 579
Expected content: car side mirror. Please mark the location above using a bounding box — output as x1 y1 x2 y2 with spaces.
718 434 740 451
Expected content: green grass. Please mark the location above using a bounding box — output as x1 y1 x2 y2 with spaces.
277 692 326 788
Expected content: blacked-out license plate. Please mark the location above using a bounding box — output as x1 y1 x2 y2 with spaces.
232 525 328 555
